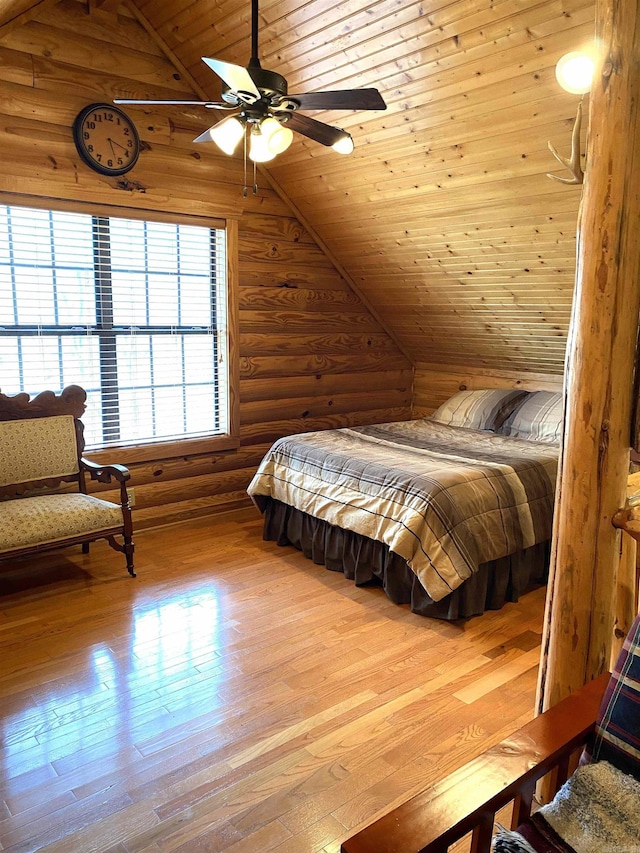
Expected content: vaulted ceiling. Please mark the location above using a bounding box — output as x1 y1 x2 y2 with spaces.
2 0 594 374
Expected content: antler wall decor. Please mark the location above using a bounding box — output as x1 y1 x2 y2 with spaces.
547 100 585 184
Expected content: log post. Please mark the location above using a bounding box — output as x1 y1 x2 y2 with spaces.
536 0 640 715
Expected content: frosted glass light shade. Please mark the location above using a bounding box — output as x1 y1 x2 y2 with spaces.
194 115 245 154
248 126 276 162
260 117 294 155
556 52 594 95
332 133 354 155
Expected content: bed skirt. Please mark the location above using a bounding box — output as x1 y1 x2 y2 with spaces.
258 497 550 620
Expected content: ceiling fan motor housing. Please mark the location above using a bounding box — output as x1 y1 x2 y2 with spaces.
222 66 288 105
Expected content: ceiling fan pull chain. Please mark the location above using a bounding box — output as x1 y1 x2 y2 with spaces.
243 129 249 197
253 159 258 195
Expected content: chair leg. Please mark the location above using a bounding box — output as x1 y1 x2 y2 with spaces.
106 534 136 577
125 536 135 578
82 542 90 554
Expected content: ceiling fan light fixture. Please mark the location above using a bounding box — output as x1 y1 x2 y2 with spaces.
248 124 277 162
198 115 245 154
260 116 294 155
332 132 354 155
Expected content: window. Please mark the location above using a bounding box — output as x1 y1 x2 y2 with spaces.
0 204 230 451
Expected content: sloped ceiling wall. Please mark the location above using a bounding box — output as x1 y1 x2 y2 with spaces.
0 0 593 376
132 0 592 376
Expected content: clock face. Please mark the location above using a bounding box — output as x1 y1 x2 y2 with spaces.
73 104 140 176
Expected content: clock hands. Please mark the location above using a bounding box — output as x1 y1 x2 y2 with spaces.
107 137 129 154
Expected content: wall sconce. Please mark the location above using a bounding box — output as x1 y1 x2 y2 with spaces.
547 51 594 185
555 51 595 95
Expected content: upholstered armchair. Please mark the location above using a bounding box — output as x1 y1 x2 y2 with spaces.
0 385 135 576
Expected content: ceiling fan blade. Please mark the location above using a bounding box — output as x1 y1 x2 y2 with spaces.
114 99 231 108
287 89 386 111
201 58 261 104
285 112 348 147
192 113 242 144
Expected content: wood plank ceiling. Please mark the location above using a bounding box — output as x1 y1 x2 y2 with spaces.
7 0 594 376
132 0 593 376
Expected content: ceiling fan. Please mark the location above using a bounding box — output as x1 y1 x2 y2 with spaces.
114 0 386 165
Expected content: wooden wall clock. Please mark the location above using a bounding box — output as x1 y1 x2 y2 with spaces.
73 103 140 176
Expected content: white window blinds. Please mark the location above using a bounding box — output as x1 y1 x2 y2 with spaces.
0 204 229 450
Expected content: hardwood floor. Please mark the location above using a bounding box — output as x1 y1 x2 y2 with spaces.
0 508 546 853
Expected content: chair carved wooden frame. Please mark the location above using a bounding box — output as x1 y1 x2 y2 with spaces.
0 385 135 576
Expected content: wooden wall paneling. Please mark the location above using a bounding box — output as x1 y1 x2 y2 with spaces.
239 286 362 310
0 0 58 39
240 353 411 379
237 332 401 356
0 0 411 529
131 489 251 527
0 43 33 83
239 265 352 291
413 363 563 417
0 22 190 88
240 389 411 426
240 370 412 404
97 467 258 511
239 408 413 448
86 446 272 498
37 0 161 52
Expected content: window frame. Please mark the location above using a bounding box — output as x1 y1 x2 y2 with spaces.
0 194 240 464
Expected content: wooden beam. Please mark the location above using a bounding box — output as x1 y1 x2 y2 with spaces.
537 0 640 713
122 0 212 102
0 0 59 40
90 0 121 12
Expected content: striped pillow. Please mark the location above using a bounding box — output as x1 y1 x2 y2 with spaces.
429 389 529 432
584 614 640 782
499 390 564 443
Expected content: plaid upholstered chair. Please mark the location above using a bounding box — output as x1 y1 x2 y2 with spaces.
341 616 640 853
0 385 135 576
493 615 640 851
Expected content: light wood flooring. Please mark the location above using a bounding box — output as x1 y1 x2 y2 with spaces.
0 507 546 853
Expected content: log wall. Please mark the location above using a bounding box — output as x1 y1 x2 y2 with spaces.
413 362 563 418
0 0 412 528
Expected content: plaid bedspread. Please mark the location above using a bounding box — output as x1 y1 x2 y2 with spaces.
247 419 559 602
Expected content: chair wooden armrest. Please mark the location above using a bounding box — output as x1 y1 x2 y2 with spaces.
341 672 610 853
81 458 131 484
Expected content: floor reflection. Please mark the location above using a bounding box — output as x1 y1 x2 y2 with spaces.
0 586 225 796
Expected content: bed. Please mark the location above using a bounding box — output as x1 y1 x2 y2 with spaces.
247 389 563 620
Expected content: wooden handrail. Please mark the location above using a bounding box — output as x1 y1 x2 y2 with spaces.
341 672 609 853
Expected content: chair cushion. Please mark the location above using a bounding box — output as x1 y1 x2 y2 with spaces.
0 415 79 486
429 389 528 431
582 613 640 781
0 493 124 551
493 760 640 852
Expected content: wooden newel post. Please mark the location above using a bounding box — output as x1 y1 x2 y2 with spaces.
536 0 640 715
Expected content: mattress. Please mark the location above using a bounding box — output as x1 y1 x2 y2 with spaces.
248 418 559 603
